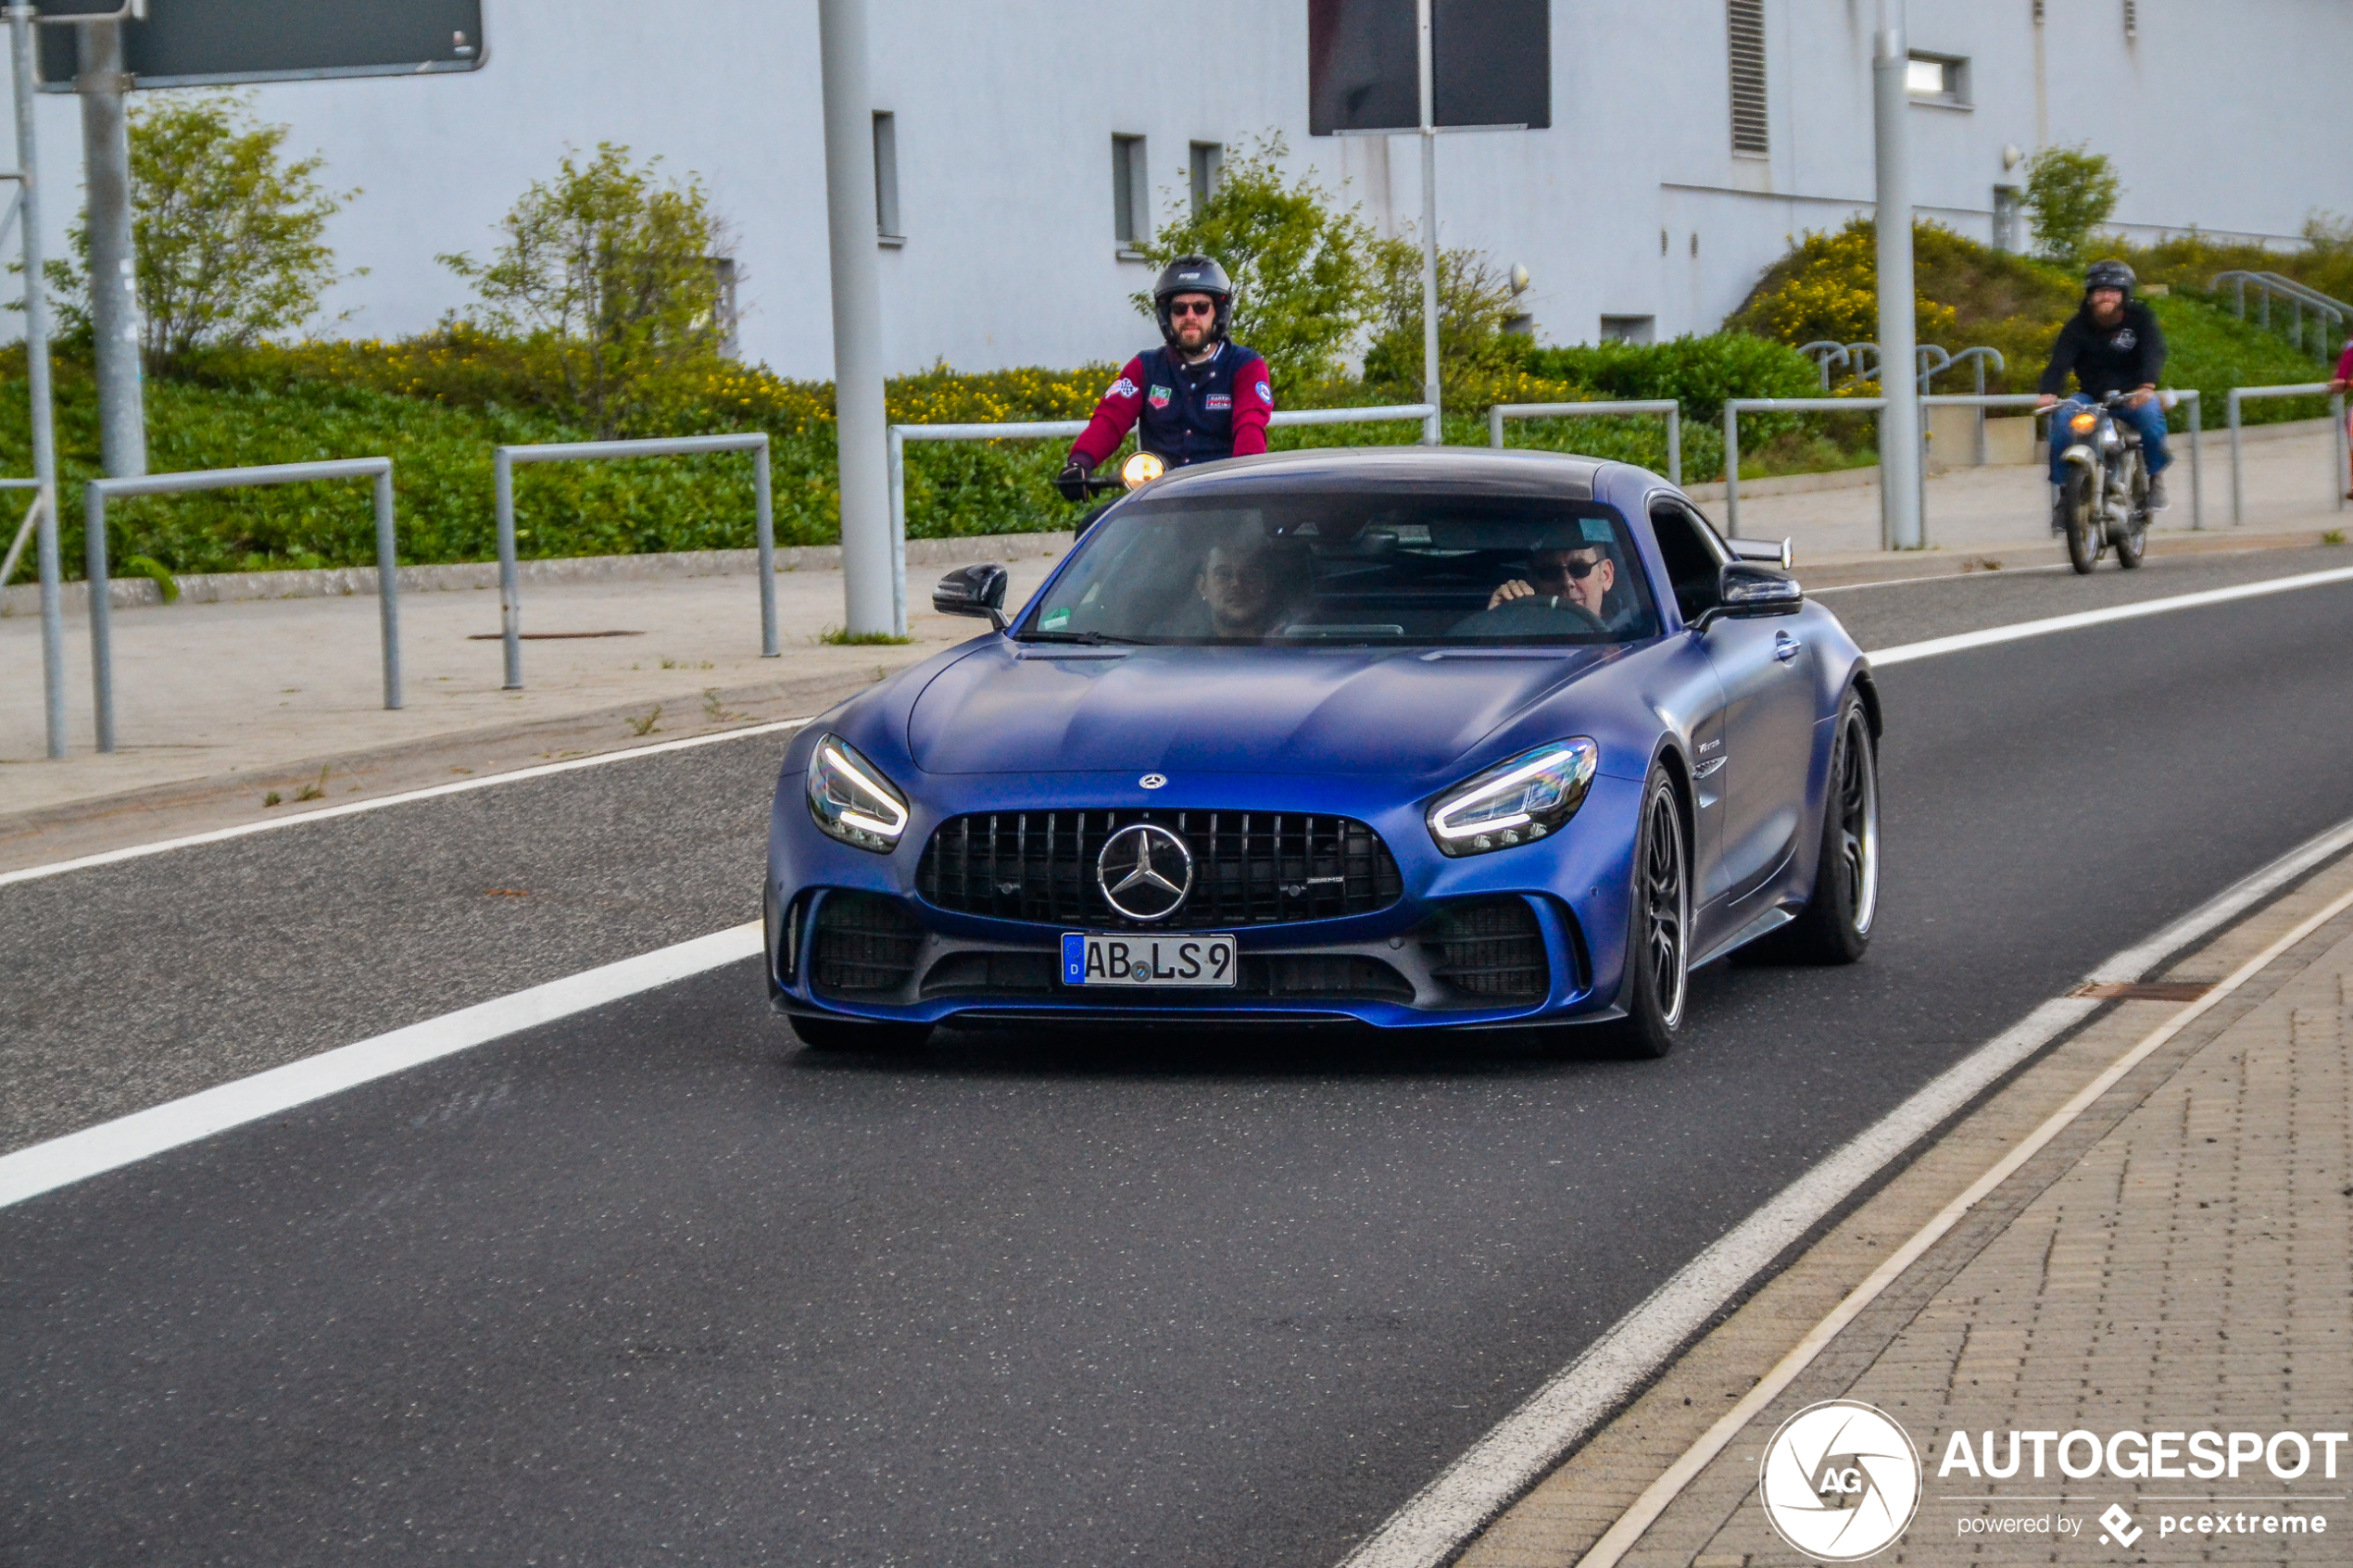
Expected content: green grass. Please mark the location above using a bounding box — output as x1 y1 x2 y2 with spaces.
818 626 916 646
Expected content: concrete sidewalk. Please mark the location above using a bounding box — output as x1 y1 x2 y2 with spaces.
1457 839 2353 1565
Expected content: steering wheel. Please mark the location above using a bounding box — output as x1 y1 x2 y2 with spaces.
1447 594 1610 638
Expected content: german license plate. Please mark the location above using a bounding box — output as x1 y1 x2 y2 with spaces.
1061 932 1237 988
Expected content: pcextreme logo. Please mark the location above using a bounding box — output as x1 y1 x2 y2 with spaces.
1758 1400 1923 1561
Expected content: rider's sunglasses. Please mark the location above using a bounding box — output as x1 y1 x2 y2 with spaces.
1530 554 1604 581
1165 298 1217 319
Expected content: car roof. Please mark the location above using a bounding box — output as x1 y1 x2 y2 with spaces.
1141 445 1609 503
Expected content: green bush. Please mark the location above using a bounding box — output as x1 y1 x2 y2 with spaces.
2023 144 2121 265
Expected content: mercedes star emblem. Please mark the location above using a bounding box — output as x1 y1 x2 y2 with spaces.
1096 822 1193 922
1139 773 1167 790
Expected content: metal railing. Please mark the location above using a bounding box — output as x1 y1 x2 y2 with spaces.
1721 397 1890 542
1487 399 1682 485
494 433 774 690
1925 347 2007 466
2212 271 2351 359
0 477 41 589
886 404 1436 637
2225 383 2348 524
1798 342 1850 389
84 458 399 754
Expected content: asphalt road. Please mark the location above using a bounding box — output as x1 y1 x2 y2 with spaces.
6 552 2352 1566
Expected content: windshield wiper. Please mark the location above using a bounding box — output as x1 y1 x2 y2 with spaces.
1013 629 1151 646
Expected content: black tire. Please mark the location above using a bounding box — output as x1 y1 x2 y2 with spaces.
2114 457 2147 569
790 1015 935 1052
1771 696 1881 964
2062 466 2101 575
1604 771 1692 1060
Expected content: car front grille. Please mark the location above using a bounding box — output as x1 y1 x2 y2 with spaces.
1418 898 1550 1003
915 810 1403 930
811 893 923 995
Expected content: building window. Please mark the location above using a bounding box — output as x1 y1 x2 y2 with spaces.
1189 142 1224 214
1906 53 1969 107
1726 0 1768 157
1113 133 1148 253
1601 315 1655 345
708 257 740 358
872 111 902 244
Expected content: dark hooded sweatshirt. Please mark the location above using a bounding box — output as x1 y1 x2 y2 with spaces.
2038 299 2167 400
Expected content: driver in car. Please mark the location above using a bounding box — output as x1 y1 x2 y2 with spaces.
1485 544 1628 628
1195 534 1302 638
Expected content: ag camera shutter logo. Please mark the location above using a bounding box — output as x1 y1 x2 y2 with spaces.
1758 1400 1922 1561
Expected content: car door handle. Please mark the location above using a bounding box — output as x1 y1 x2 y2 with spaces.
1773 631 1803 663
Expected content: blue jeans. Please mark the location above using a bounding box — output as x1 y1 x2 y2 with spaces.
2049 393 2171 484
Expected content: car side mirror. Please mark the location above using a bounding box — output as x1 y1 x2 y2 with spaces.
1716 560 1804 620
1725 536 1793 569
933 563 1009 632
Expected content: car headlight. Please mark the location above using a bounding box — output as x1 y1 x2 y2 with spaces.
1427 739 1599 857
805 733 911 852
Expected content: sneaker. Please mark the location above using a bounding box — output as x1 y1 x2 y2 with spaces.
2146 472 2170 511
2051 497 2070 533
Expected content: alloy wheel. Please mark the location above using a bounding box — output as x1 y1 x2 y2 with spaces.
1833 708 1881 937
1643 788 1689 1027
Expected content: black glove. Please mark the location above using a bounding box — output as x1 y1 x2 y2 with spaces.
1055 458 1092 502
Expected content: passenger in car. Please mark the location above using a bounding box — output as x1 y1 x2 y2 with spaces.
1194 534 1306 637
1485 544 1631 629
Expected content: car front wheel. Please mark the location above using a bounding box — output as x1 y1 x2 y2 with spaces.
1605 770 1692 1060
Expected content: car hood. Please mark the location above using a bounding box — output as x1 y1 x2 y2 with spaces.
907 642 1620 778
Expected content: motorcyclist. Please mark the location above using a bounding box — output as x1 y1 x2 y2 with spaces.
1056 256 1274 500
2036 258 2171 523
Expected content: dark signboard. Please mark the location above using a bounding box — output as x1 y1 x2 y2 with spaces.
37 0 485 90
1308 0 1551 134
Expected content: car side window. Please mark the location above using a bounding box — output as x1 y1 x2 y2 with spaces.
1648 499 1727 625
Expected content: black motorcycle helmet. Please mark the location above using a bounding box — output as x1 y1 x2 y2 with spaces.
2083 258 2137 302
1152 255 1233 346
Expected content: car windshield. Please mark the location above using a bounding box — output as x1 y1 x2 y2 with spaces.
1017 491 1661 646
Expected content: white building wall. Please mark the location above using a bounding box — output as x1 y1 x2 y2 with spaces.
4 0 2346 380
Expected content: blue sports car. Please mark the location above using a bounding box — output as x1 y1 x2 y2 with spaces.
766 447 1881 1057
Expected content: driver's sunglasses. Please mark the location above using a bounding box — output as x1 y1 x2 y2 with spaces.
1531 554 1604 582
1165 299 1217 319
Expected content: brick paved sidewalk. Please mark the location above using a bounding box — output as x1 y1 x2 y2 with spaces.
1461 851 2353 1567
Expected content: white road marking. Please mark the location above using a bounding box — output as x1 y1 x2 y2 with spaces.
1334 810 2353 1568
1571 876 2353 1568
1868 563 2353 665
0 922 763 1211
0 719 811 889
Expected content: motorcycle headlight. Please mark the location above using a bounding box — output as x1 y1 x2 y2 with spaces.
1427 739 1599 857
805 733 911 852
2069 411 2098 434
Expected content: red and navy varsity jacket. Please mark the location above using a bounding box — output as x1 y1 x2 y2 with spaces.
1071 343 1274 470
